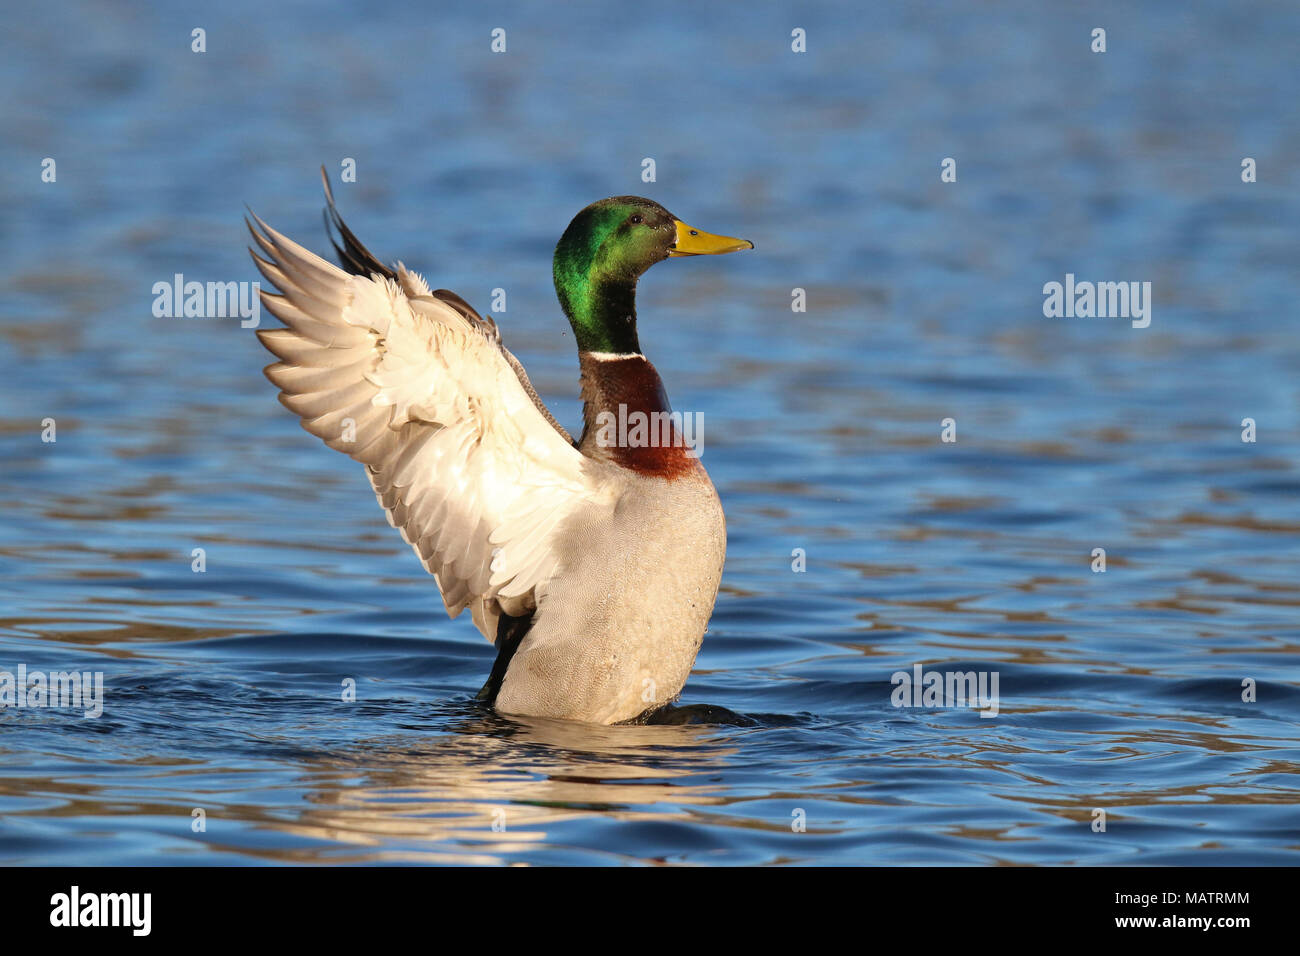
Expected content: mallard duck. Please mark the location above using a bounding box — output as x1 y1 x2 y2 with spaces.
247 170 752 724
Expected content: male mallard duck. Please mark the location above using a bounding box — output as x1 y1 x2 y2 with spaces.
248 171 752 724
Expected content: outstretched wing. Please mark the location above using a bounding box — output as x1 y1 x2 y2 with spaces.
318 167 576 446
248 210 601 642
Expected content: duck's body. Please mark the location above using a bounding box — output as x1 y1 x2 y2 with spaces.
249 175 750 724
495 437 725 724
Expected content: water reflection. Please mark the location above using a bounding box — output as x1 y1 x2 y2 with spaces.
279 714 734 862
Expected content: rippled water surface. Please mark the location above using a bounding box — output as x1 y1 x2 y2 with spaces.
2 1 1299 865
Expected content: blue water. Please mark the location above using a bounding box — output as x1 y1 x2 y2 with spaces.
2 0 1299 865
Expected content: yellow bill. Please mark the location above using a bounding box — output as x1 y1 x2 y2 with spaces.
668 220 754 256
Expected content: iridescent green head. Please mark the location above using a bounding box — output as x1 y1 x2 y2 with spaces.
552 196 752 353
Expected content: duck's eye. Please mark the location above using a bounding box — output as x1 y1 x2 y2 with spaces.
629 214 643 225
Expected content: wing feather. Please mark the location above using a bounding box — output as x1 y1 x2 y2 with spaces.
248 212 600 641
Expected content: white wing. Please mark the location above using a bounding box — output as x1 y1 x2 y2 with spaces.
248 213 599 642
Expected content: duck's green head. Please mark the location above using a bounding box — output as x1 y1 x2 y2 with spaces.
553 196 752 353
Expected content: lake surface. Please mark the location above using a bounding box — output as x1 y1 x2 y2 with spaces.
2 0 1298 865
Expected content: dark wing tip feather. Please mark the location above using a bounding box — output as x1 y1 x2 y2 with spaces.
319 166 397 282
